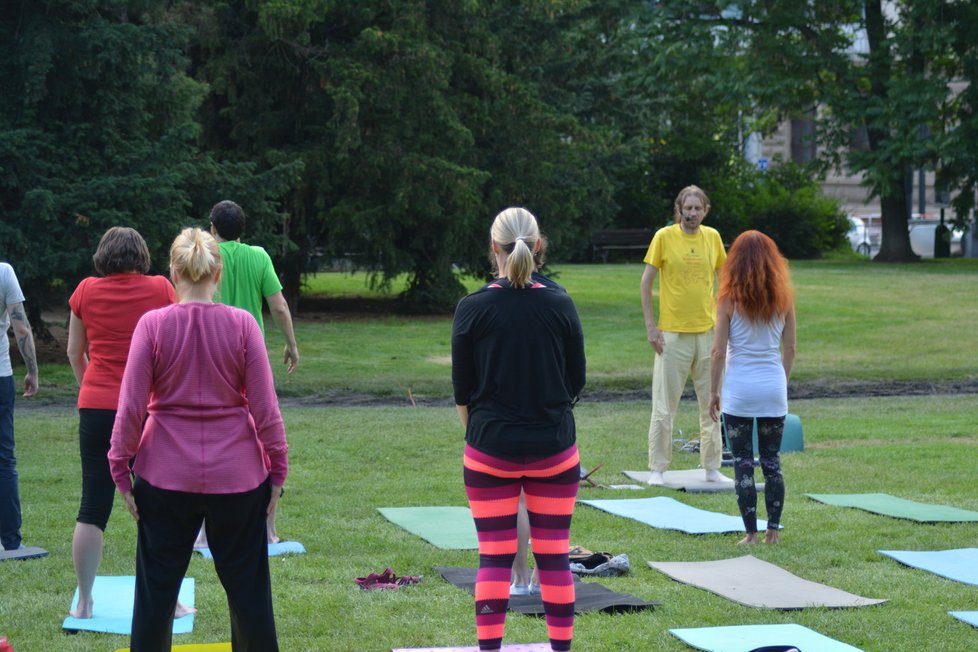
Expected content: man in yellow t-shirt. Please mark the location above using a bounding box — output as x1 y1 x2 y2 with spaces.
640 185 726 485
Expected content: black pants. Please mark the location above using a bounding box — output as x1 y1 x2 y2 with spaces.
130 476 278 652
77 409 117 530
725 414 786 532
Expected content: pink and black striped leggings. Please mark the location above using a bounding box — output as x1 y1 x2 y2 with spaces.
463 443 580 652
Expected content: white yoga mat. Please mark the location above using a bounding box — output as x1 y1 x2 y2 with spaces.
622 469 760 493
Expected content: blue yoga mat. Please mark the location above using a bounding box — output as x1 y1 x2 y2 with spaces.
670 623 862 652
950 611 978 629
63 576 195 634
579 496 767 534
879 548 978 586
196 540 306 560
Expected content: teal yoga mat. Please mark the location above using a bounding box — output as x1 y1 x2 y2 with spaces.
580 496 768 534
670 623 862 652
950 611 978 629
377 506 478 549
196 540 306 560
879 548 978 586
721 413 804 454
806 493 978 522
63 576 195 634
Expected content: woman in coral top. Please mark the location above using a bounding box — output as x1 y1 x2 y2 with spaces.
109 227 287 652
67 227 175 619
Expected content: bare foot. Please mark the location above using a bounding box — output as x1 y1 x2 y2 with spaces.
738 532 758 545
69 599 93 619
174 601 198 618
267 531 281 544
764 529 780 544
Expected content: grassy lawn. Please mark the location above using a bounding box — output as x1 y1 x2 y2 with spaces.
5 257 978 650
31 257 978 402
5 395 978 651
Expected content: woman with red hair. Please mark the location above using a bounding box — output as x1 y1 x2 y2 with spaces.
709 230 796 544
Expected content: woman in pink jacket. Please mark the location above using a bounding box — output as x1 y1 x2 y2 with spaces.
109 227 288 652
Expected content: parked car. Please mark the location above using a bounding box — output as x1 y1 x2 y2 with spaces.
908 218 963 258
847 216 871 256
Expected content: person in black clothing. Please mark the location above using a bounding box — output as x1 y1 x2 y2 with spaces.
452 206 585 652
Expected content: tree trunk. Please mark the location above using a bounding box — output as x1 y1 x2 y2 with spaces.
875 176 919 261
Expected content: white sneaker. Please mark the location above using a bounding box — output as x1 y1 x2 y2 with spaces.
510 583 531 596
647 471 665 486
704 469 731 482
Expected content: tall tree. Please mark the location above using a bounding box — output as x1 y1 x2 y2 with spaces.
189 1 619 312
0 0 297 328
650 0 976 261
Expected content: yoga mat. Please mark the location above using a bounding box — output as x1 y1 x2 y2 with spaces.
0 546 48 561
721 414 805 454
435 566 657 614
670 623 861 652
580 496 768 534
950 611 978 629
622 469 762 493
878 548 978 586
806 493 978 522
648 555 885 609
378 507 477 549
63 576 195 634
392 645 550 652
195 540 306 560
116 645 230 652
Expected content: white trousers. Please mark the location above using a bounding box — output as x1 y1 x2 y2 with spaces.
648 330 722 472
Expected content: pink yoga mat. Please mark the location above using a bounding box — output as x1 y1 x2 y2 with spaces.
393 645 551 651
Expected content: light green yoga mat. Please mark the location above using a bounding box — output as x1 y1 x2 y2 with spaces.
377 506 478 549
805 493 978 522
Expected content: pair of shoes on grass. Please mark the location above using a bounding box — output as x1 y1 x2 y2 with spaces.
355 567 422 590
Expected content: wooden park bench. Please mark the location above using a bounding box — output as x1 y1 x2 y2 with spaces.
590 228 654 262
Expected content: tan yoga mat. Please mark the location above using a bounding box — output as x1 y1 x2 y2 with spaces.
647 555 886 609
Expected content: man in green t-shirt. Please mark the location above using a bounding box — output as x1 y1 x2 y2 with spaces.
209 200 299 374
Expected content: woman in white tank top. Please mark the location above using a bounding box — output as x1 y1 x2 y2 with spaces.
709 231 797 545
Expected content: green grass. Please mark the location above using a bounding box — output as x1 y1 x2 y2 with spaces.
31 258 978 401
7 258 978 650
5 395 978 651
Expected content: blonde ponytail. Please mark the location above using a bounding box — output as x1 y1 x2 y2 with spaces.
490 207 541 289
170 227 221 283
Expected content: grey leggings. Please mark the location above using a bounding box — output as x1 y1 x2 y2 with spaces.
724 414 785 532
